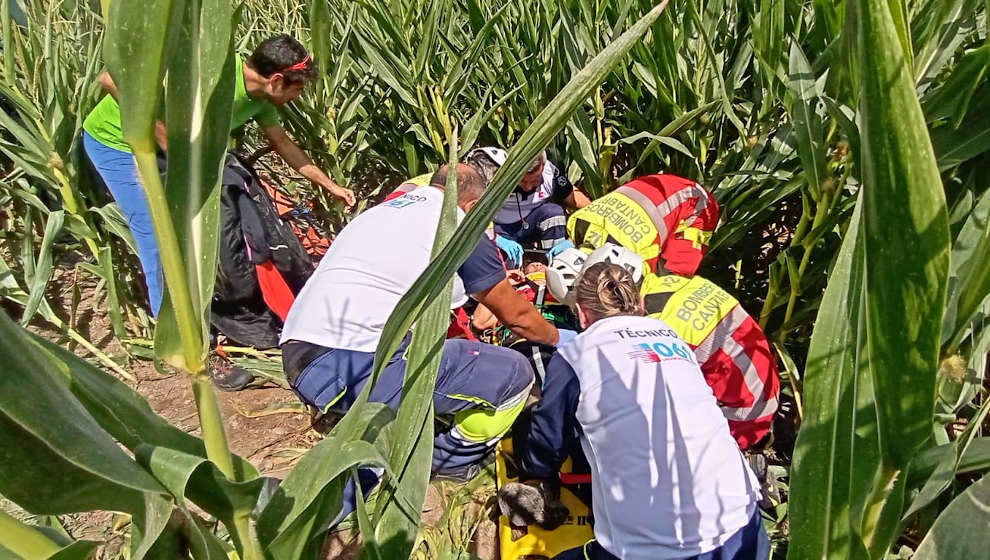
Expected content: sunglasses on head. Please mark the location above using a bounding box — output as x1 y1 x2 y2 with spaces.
280 54 311 73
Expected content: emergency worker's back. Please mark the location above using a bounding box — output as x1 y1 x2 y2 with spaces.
556 314 760 559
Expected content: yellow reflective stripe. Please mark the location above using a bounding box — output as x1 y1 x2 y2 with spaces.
641 272 691 294
615 186 669 240
675 221 714 249
320 388 347 414
451 388 530 443
644 276 739 346
583 539 596 560
447 393 495 409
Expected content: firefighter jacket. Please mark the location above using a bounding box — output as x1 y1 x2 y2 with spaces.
566 174 719 277
641 273 780 449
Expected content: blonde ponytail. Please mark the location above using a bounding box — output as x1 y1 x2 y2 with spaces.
574 262 643 323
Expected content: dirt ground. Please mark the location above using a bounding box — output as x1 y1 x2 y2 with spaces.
15 263 499 559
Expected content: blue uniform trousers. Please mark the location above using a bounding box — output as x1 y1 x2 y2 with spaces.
290 337 535 473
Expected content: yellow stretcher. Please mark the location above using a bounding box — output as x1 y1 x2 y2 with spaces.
495 439 594 560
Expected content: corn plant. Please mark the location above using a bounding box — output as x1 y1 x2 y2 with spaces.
0 2 668 558
786 0 990 558
1 0 153 342
3 0 990 558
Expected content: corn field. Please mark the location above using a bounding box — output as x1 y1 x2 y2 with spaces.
2 0 990 558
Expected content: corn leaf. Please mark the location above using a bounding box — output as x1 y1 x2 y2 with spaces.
21 209 63 326
258 403 395 560
23 330 258 479
135 444 264 558
931 89 990 170
787 198 878 560
785 41 826 201
913 472 990 559
0 510 64 560
943 187 990 348
908 437 990 487
904 394 990 519
922 45 990 127
0 311 173 560
308 0 331 77
368 134 459 560
153 0 236 372
857 0 949 472
45 541 101 560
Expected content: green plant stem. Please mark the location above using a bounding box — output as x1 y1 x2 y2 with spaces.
232 513 264 560
758 278 777 329
191 374 234 479
2 0 13 87
861 466 899 550
132 150 203 371
0 509 61 559
783 190 835 328
134 148 236 474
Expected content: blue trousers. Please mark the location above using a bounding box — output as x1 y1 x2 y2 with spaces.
290 337 535 526
495 202 567 250
553 509 770 560
83 132 163 316
290 337 535 473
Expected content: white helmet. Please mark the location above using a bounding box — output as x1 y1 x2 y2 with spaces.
582 243 644 284
546 248 588 303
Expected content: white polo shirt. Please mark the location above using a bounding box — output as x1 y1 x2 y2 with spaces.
280 186 505 352
518 314 761 559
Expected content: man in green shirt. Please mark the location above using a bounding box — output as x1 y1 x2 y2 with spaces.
83 34 354 317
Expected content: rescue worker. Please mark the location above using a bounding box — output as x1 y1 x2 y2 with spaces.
466 147 591 267
510 262 768 560
564 173 719 277
641 273 780 449
280 163 566 480
82 34 355 316
548 244 780 449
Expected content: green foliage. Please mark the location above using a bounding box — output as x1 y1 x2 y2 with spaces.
2 2 674 559
912 472 990 559
3 0 990 558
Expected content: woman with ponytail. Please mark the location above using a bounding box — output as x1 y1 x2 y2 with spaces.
510 262 770 560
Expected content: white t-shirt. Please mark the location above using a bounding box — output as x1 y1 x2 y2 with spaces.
280 186 505 352
519 315 761 560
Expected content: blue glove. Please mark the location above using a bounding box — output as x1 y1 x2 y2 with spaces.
547 240 575 260
556 329 578 346
496 235 524 268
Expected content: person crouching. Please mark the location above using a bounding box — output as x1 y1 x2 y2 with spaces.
510 262 769 560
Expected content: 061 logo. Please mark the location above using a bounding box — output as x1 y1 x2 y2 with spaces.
628 341 694 363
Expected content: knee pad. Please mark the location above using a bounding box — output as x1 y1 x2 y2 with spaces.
451 385 531 444
451 354 534 444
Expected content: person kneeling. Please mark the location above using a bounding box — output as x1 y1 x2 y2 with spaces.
280 163 562 481
511 262 769 560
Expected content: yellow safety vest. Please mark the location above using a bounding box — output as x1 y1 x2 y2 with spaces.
641 273 740 346
567 190 663 265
